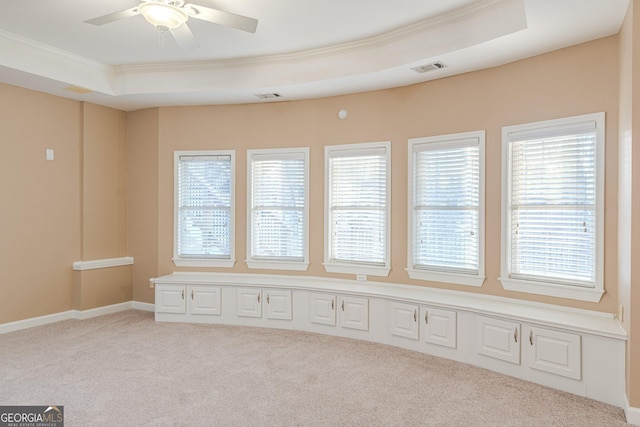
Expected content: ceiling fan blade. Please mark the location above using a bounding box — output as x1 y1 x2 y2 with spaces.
84 7 140 26
186 4 258 33
171 23 200 50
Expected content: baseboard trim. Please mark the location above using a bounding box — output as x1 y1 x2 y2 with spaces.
626 396 640 426
0 310 74 335
72 302 133 320
0 301 154 334
132 301 155 312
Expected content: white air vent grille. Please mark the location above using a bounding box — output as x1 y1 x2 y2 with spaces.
411 61 448 74
255 93 282 99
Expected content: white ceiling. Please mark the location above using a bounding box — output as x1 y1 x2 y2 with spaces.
0 0 630 111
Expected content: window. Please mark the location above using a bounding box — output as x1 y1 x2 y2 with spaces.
246 148 309 270
407 131 485 287
501 113 605 302
324 141 391 277
173 151 235 268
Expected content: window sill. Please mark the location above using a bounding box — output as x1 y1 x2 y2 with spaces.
323 262 390 277
173 258 236 268
246 259 309 271
499 276 605 303
406 268 485 287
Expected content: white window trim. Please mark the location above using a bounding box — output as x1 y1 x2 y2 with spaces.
245 147 310 271
324 141 391 277
406 131 486 287
500 112 605 302
173 150 236 268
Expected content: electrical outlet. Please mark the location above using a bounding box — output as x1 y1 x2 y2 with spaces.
356 274 367 281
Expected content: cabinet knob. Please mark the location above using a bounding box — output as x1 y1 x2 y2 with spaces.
342 300 345 311
514 328 518 343
267 293 270 304
425 311 428 324
529 330 533 346
257 293 261 303
331 299 335 310
191 290 194 300
414 309 417 322
181 289 184 300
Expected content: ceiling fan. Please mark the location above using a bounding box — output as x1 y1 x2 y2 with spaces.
84 0 258 50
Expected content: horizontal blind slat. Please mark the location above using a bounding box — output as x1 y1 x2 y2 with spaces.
251 154 306 260
177 155 233 258
329 149 387 265
509 125 597 285
413 142 480 274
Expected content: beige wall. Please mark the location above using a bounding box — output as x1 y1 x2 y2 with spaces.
81 103 127 259
73 266 132 311
0 84 82 323
73 103 130 311
127 108 159 303
136 36 620 313
0 86 130 322
618 0 640 408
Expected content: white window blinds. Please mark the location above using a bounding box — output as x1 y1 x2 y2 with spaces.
249 151 307 262
327 145 389 267
412 139 480 275
177 154 232 259
506 119 599 287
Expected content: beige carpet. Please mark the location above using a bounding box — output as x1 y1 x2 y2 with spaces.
0 310 630 426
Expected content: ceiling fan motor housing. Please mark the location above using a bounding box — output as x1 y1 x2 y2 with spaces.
139 2 188 29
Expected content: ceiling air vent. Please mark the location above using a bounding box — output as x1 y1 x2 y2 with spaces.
255 93 282 100
411 61 448 74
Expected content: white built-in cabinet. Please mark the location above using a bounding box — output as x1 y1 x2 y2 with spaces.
389 302 457 349
309 293 369 331
476 315 581 380
151 273 626 409
476 315 521 364
389 301 419 340
422 306 457 349
526 325 581 380
236 288 292 320
155 284 221 322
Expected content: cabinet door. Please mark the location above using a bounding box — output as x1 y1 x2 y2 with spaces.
156 285 186 314
526 326 581 380
237 288 262 318
389 301 419 340
476 316 521 364
422 306 456 348
339 296 369 331
265 290 292 320
189 286 221 316
309 293 336 326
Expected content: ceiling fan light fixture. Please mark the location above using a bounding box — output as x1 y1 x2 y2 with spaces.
139 3 188 30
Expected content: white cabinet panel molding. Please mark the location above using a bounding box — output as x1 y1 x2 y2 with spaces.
526 326 581 380
477 316 521 364
309 293 336 326
190 287 221 316
390 301 419 340
339 296 369 331
265 290 293 320
156 285 187 314
422 307 457 349
237 288 262 318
